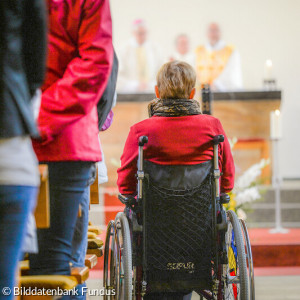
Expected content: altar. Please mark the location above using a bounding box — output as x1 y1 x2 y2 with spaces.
100 91 281 186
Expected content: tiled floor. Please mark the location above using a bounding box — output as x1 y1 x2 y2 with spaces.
254 276 300 300
86 275 300 300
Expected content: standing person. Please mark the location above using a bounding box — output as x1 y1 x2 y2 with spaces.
117 19 163 93
0 0 47 298
195 23 243 91
29 0 113 299
170 34 195 67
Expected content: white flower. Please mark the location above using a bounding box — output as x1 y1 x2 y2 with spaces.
235 186 261 206
234 158 270 192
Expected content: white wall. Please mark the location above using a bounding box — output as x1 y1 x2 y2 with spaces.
110 0 300 178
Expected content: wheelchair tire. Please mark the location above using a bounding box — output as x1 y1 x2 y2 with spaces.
103 220 116 300
239 219 255 300
115 212 133 300
225 210 249 300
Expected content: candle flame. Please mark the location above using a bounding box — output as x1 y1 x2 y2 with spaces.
266 59 273 67
275 109 280 116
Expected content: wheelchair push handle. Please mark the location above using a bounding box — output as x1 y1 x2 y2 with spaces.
137 136 148 200
213 134 224 198
138 135 148 172
213 134 224 169
139 136 148 146
213 134 224 145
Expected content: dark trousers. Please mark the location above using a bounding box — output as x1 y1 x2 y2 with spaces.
29 162 94 299
0 186 37 300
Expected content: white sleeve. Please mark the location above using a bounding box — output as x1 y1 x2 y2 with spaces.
146 44 164 92
116 46 139 93
213 50 243 91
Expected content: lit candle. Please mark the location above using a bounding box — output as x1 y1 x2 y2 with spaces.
270 109 282 139
264 59 273 80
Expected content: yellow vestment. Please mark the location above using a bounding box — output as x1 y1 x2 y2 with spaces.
195 45 234 85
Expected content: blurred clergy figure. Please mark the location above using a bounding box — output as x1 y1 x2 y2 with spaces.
195 23 243 91
170 34 195 67
117 19 162 93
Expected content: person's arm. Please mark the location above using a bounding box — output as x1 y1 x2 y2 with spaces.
116 45 140 93
213 50 243 91
217 120 235 193
22 0 47 97
38 0 113 144
117 126 139 195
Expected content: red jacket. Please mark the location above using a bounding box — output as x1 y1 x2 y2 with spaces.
117 114 235 194
33 0 113 162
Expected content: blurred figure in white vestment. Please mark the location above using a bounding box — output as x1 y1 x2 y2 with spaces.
117 19 163 93
170 34 195 67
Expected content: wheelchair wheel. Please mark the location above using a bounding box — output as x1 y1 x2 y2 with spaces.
103 220 116 300
239 219 255 300
114 212 133 300
224 210 249 300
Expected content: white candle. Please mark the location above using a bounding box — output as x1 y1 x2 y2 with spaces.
270 109 282 139
264 59 273 80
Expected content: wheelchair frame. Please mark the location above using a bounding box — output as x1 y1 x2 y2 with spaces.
104 135 255 300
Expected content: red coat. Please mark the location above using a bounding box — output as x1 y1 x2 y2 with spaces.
33 0 113 162
117 114 235 194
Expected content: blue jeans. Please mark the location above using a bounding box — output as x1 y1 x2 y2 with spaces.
70 186 92 299
29 162 94 299
0 186 38 300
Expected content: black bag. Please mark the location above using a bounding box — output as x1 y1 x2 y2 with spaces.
97 49 119 130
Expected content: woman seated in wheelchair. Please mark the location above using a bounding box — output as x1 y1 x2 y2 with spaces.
118 60 234 196
116 61 235 300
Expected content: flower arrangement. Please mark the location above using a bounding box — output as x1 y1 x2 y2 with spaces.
226 138 270 219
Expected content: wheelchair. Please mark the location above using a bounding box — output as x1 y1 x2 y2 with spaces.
104 135 255 300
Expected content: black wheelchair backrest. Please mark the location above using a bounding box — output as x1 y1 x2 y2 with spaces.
144 160 212 190
142 160 214 292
